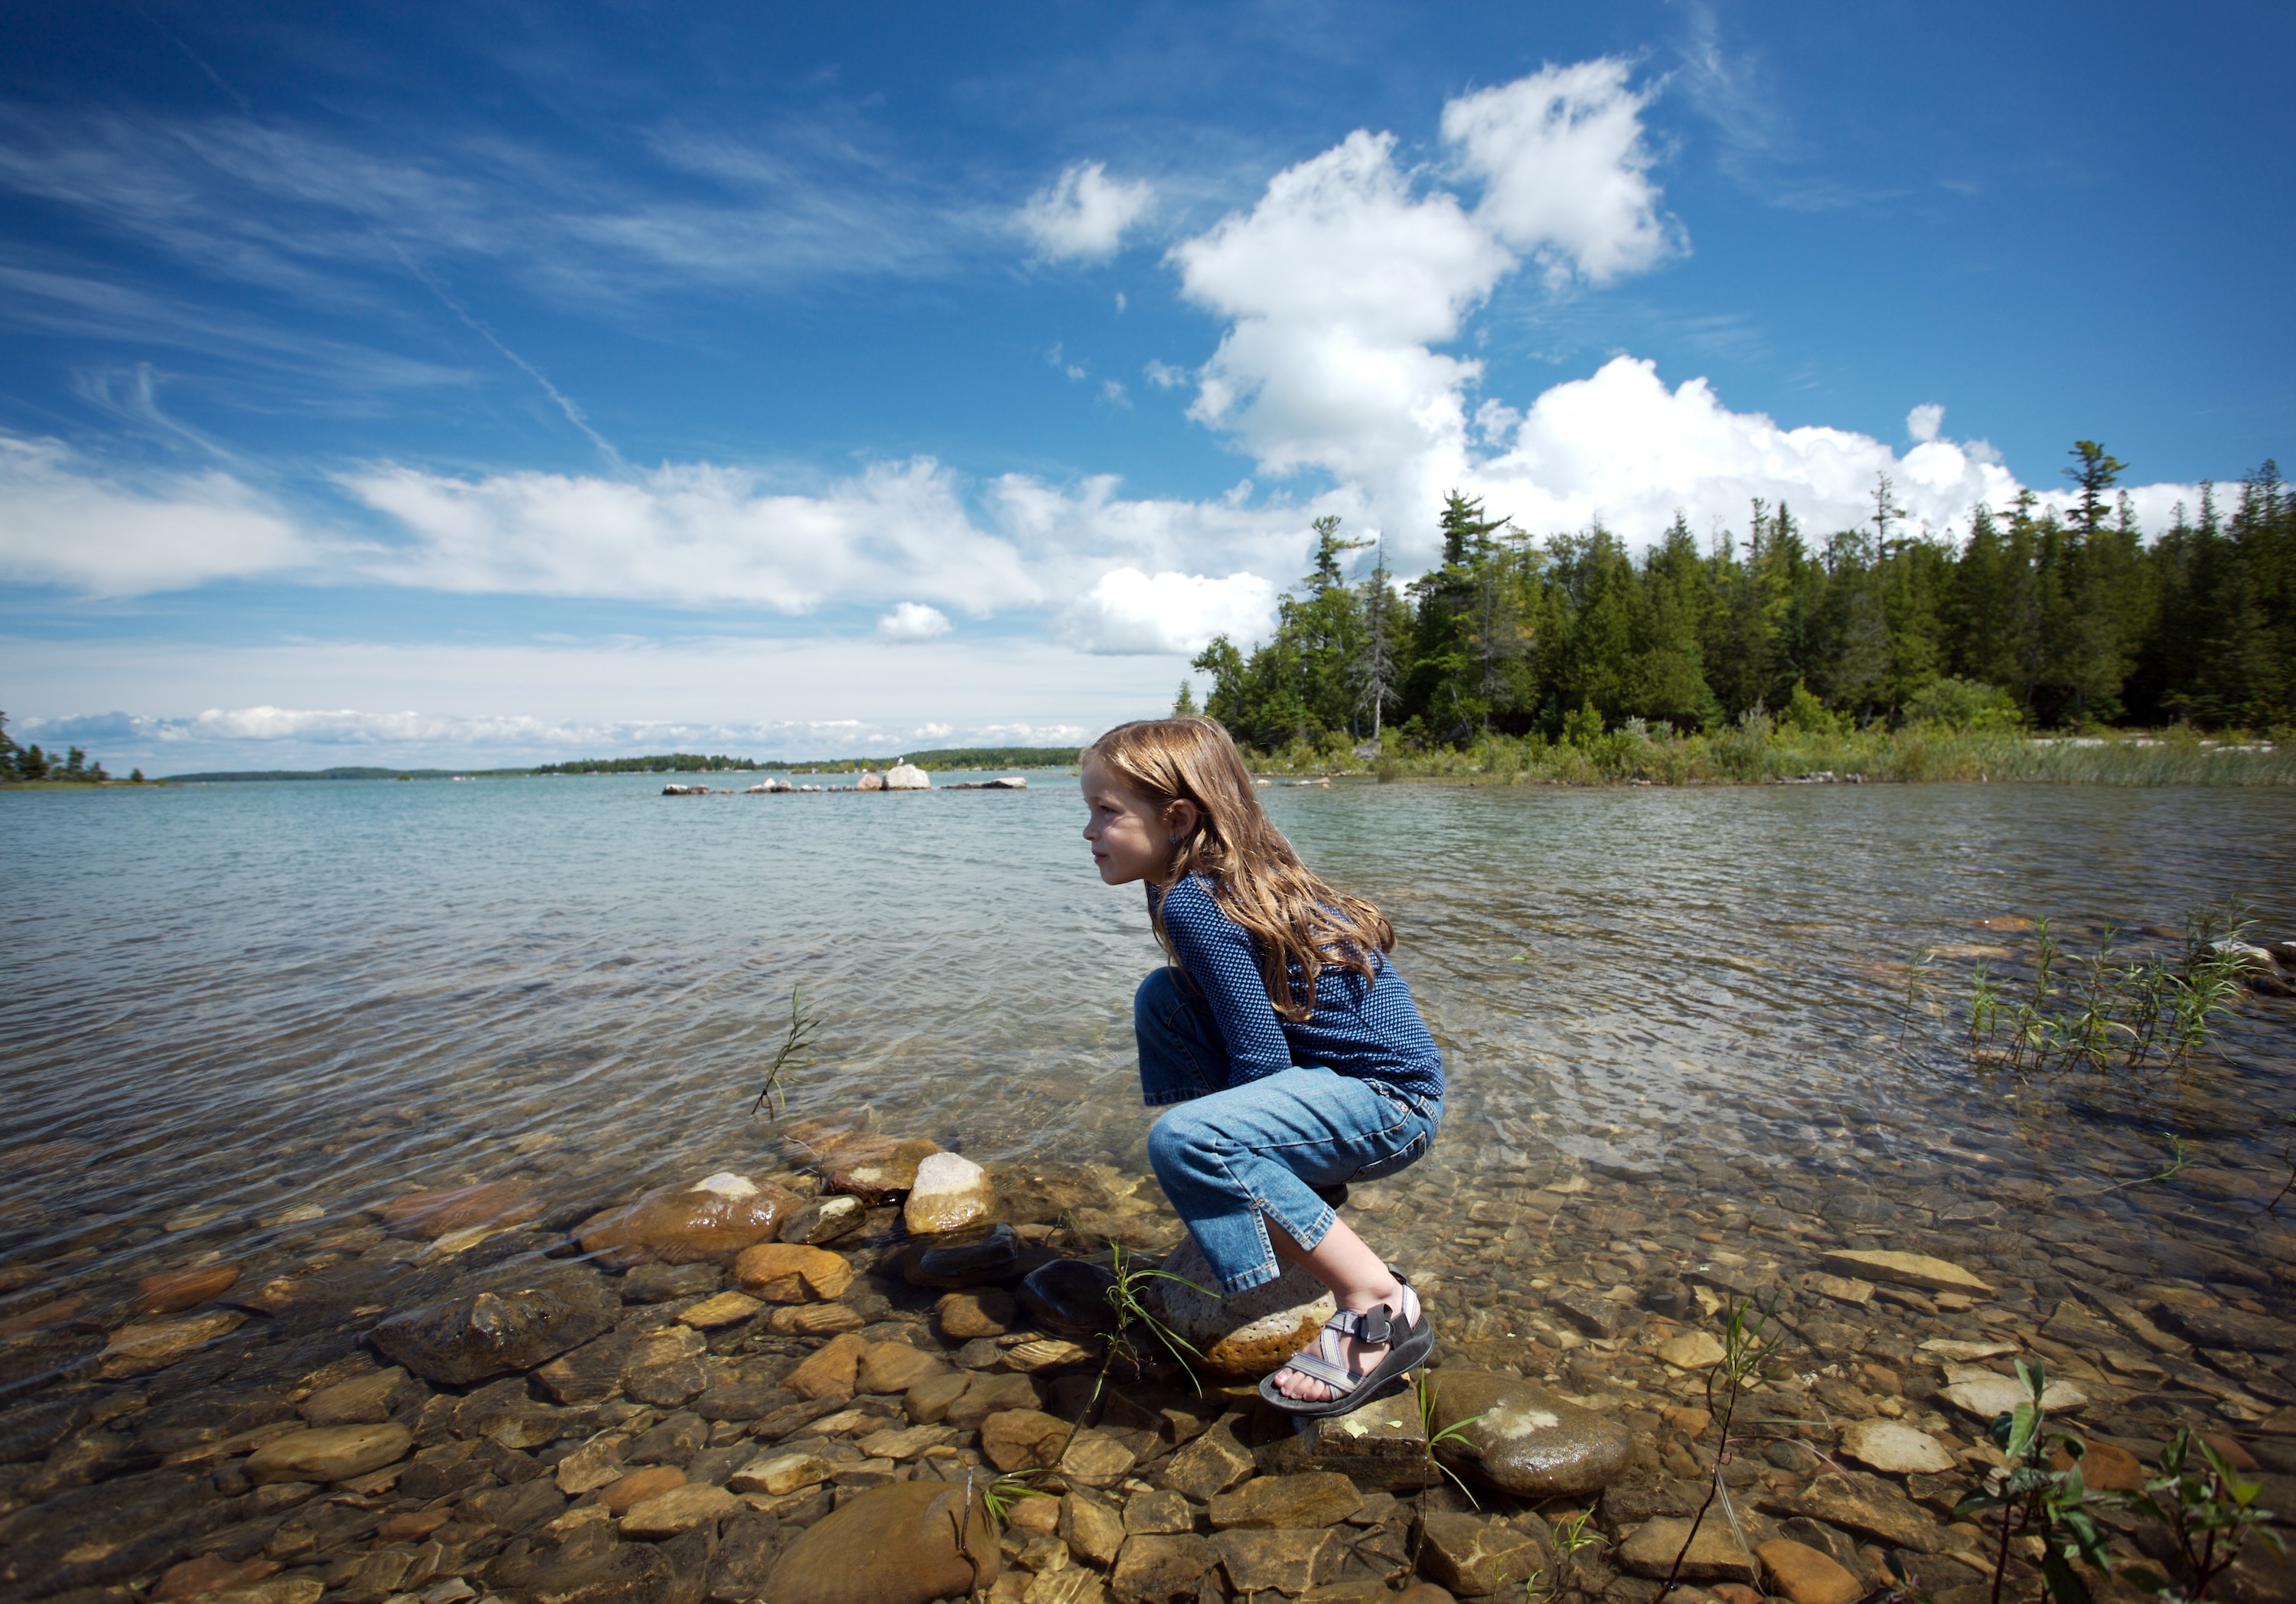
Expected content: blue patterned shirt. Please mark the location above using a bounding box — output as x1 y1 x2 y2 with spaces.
1149 873 1446 1106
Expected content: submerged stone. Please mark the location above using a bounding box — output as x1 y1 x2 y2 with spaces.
1427 1368 1633 1497
371 1276 616 1385
574 1172 802 1268
765 1478 997 1604
907 1222 1023 1288
1018 1258 1120 1335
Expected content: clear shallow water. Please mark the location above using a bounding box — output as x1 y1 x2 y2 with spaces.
4 774 2294 1344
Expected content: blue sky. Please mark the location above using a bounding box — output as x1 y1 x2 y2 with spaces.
2 1 2288 771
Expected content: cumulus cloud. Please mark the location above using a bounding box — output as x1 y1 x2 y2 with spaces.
1018 161 1155 262
1058 567 1279 655
1441 60 1675 283
1907 403 1945 444
875 601 951 641
0 433 324 594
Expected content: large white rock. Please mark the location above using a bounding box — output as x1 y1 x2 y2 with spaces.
883 763 931 791
904 1152 994 1234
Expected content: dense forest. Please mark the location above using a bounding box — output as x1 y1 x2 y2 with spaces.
1189 445 2294 754
0 711 131 783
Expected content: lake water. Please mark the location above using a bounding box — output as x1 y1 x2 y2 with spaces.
5 774 2294 1421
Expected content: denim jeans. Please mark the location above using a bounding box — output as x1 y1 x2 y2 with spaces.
1134 967 1442 1294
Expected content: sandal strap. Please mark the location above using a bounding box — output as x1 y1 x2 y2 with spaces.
1326 1299 1406 1346
1280 1351 1363 1392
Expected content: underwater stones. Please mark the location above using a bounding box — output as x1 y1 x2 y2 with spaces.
765 1478 998 1604
245 1421 410 1484
620 1325 709 1407
674 1290 762 1329
1656 1331 1727 1369
621 1481 737 1538
298 1366 410 1426
2152 1302 2294 1353
1144 1239 1335 1379
906 1222 1023 1287
944 1372 1043 1430
936 1287 1015 1339
994 1164 1117 1225
372 1276 616 1385
980 1408 1074 1472
729 1242 853 1302
858 1341 950 1394
1937 1372 2086 1418
804 1133 941 1206
1818 1249 1992 1296
1415 1512 1549 1597
133 1264 241 1314
574 1172 802 1268
1212 1528 1345 1596
1552 1289 1626 1339
379 1180 545 1241
1838 1420 1955 1475
732 1449 835 1495
779 1194 866 1246
905 1152 995 1234
1756 1540 1864 1604
1207 1472 1362 1530
1426 1369 1633 1498
618 1260 720 1303
785 1332 869 1400
1763 1471 1940 1551
99 1309 248 1377
1619 1517 1756 1583
1019 1259 1121 1334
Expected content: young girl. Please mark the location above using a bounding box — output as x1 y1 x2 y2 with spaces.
1081 716 1445 1417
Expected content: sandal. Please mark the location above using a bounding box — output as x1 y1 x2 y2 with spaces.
1257 1273 1433 1418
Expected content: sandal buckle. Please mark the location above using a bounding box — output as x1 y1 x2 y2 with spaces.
1359 1305 1394 1345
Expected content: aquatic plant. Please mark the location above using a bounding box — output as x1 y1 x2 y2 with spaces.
1522 1507 1607 1602
1659 1293 1787 1600
2122 1427 2288 1602
1412 1368 1487 1505
750 987 819 1118
1040 1231 1213 1475
1955 1360 2120 1604
974 1466 1053 1524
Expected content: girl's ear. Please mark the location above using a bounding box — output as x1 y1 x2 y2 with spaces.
1164 797 1201 844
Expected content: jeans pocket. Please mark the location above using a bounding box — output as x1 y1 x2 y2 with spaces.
1347 1123 1430 1184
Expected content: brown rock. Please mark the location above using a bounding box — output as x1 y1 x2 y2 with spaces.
1415 1512 1548 1597
938 1287 1016 1339
1427 1368 1633 1498
155 1555 281 1599
1111 1534 1219 1603
730 1242 855 1302
1145 1240 1335 1379
945 1371 1043 1429
1762 1472 1938 1552
1057 1427 1139 1486
372 1277 617 1386
600 1464 687 1514
903 1152 995 1234
1756 1540 1863 1604
245 1422 412 1485
134 1265 242 1315
99 1309 247 1377
677 1290 763 1329
621 1481 737 1537
859 1341 951 1394
0 1295 88 1335
576 1172 803 1268
904 1370 974 1424
621 1325 710 1407
1066 1492 1130 1567
298 1366 409 1426
731 1450 835 1495
817 1136 942 1205
379 1180 544 1240
770 1302 867 1336
765 1478 997 1604
1159 1417 1255 1500
1619 1517 1756 1583
784 1332 869 1400
778 1194 867 1246
981 1408 1075 1472
1214 1528 1342 1595
1817 1249 1992 1296
554 1435 628 1495
1207 1472 1362 1530
1711 1586 1766 1604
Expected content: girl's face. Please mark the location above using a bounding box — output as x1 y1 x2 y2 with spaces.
1081 758 1198 886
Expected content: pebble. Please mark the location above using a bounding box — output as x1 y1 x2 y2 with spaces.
1206 1471 1362 1529
1756 1539 1863 1604
908 1221 1025 1287
299 1365 409 1425
676 1289 764 1329
98 1309 247 1377
1018 1258 1120 1334
1837 1419 1956 1475
1818 1248 1993 1296
731 1241 856 1302
731 1449 834 1495
620 1480 737 1537
1619 1516 1757 1583
1414 1512 1548 1596
599 1463 686 1514
779 1193 866 1246
937 1286 1016 1338
1937 1374 2087 1417
1656 1330 1727 1368
377 1180 543 1240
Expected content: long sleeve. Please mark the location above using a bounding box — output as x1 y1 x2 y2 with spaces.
1154 876 1294 1085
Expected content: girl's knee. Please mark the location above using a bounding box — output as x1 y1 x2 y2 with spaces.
1134 966 1182 1026
1146 1103 1215 1179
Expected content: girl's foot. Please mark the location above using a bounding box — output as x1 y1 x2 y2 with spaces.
1267 1279 1421 1403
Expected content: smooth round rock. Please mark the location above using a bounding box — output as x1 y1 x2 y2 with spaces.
576 1172 803 1268
132 1265 241 1315
1838 1419 1955 1475
1427 1368 1634 1496
908 1223 1022 1289
765 1478 998 1604
1144 1239 1335 1379
729 1243 854 1302
380 1181 545 1241
1017 1258 1120 1335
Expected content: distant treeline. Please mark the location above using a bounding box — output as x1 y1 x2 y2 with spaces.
1192 445 2294 755
0 710 135 784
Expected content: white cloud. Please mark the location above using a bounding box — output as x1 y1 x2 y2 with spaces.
1018 161 1155 262
876 601 951 641
1441 60 1675 284
1057 567 1279 655
1143 360 1188 390
0 433 325 594
1907 403 1945 444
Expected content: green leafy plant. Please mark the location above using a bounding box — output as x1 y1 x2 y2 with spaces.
751 987 819 1118
1660 1293 1788 1599
1953 1360 2121 1604
2121 1427 2287 1602
1525 1508 1608 1602
976 1467 1053 1524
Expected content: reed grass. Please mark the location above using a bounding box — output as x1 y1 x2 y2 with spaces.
1245 722 2296 788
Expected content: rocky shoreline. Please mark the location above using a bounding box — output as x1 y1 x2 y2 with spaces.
2 1116 2291 1604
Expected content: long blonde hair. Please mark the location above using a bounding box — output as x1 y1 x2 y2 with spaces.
1085 717 1394 1021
